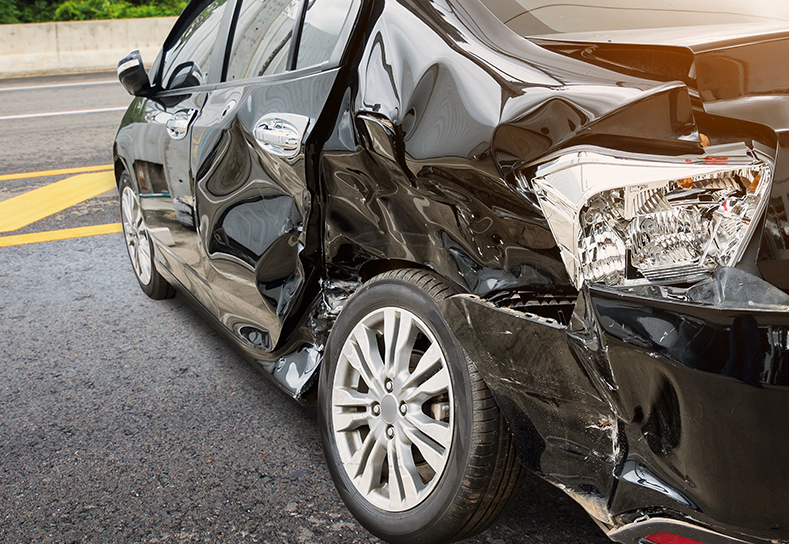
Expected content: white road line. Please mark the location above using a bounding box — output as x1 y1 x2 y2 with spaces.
0 107 127 121
0 80 119 93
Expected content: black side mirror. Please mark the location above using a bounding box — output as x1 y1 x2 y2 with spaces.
117 50 151 97
167 61 204 90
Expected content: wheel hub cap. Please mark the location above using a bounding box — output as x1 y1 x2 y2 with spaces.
381 395 398 424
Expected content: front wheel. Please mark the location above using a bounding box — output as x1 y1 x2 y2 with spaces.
119 173 175 300
318 269 525 544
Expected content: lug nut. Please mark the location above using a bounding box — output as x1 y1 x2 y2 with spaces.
386 426 394 439
385 379 394 392
399 403 407 415
372 403 381 416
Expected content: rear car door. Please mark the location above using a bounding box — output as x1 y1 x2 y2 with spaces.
189 0 362 352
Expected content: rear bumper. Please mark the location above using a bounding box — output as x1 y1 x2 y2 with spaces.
609 518 752 544
440 288 789 543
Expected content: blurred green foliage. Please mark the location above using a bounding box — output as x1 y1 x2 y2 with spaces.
0 0 186 23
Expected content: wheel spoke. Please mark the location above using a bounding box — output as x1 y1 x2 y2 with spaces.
121 191 135 229
350 433 387 495
334 386 375 408
347 432 375 477
386 438 403 507
402 343 444 392
401 423 446 474
333 410 370 432
333 386 376 432
137 234 152 283
393 311 419 380
382 308 398 373
405 411 451 449
394 437 423 505
134 206 144 231
137 235 150 260
345 325 385 396
129 243 141 276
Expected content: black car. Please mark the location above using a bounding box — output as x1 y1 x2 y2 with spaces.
114 1 789 543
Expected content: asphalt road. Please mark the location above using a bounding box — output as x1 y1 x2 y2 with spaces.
0 72 612 544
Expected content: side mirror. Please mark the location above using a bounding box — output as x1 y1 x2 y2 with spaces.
117 50 151 97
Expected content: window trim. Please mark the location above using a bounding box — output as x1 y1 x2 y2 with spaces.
294 0 362 71
218 0 362 86
150 0 240 94
287 0 309 71
220 0 304 84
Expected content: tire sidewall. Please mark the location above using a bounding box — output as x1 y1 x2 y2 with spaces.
318 277 472 543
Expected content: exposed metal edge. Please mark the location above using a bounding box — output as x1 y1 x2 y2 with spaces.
609 518 755 544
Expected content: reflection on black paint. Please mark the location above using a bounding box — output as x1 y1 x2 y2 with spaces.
642 378 681 456
722 316 765 387
591 291 789 387
255 232 304 319
209 194 300 266
202 120 253 197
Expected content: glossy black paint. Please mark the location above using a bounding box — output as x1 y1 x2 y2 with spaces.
114 0 789 541
442 284 789 536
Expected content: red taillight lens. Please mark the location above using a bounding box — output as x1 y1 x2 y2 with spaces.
644 532 707 544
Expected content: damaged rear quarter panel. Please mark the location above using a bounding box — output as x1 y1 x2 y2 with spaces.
441 285 789 539
320 0 706 297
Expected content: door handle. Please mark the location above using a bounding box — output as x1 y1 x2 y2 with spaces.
253 113 310 158
165 109 196 140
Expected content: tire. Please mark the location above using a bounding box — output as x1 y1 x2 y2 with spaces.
119 172 175 300
318 269 526 544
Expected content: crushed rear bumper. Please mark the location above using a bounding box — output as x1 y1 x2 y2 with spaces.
440 285 789 543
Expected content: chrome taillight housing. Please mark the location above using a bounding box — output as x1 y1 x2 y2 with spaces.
528 145 773 288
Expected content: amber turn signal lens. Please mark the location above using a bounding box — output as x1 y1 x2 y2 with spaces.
748 173 762 192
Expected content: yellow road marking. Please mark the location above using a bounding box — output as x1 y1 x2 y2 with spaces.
0 223 122 247
0 171 116 233
0 164 113 182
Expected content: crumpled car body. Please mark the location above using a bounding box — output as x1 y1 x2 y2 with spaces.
113 0 789 543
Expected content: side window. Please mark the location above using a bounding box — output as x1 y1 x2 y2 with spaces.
295 0 354 70
226 0 300 80
161 0 230 90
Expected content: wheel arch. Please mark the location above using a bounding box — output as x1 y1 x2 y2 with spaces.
114 155 127 187
356 259 468 294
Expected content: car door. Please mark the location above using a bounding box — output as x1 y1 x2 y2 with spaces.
133 0 235 313
187 0 362 352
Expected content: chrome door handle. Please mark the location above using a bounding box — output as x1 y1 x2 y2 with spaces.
253 113 310 158
165 109 196 140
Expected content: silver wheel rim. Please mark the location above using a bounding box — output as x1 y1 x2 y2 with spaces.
332 307 454 512
121 185 153 285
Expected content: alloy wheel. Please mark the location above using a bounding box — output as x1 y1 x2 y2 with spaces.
331 306 454 512
121 185 152 285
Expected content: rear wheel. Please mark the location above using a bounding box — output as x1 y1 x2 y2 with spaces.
318 269 526 544
119 173 175 300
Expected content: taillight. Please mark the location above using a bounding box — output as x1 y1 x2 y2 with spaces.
643 532 707 544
